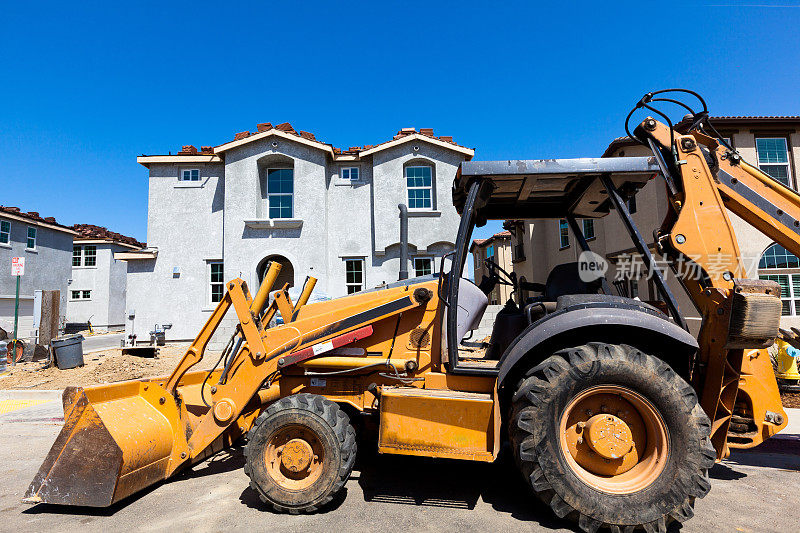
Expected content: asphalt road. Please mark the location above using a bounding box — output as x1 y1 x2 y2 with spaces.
1 391 798 533
81 332 125 352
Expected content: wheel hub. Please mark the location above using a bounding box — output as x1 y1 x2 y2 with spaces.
280 438 314 473
584 413 634 459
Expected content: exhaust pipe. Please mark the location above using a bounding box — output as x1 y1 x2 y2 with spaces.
399 203 409 280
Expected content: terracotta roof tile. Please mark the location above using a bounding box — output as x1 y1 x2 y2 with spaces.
233 131 251 141
257 122 273 133
0 205 73 231
72 224 144 248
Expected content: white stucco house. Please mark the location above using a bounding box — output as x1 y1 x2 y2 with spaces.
66 224 143 331
124 123 473 344
0 206 75 342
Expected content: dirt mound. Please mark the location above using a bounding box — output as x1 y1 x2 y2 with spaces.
782 391 800 409
0 344 219 390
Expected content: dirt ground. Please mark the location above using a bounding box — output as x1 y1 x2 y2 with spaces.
0 344 218 390
782 391 800 408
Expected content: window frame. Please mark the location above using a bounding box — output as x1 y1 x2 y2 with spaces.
208 261 225 304
266 168 294 219
180 168 201 182
83 245 97 267
405 165 434 211
756 136 793 189
70 290 81 300
72 246 82 266
344 258 365 294
26 226 37 250
413 256 434 277
582 219 596 241
341 166 360 182
0 220 9 245
759 273 799 316
558 219 570 249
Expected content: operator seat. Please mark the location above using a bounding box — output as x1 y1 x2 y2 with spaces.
525 262 601 323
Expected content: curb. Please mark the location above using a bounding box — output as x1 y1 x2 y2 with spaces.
0 390 63 401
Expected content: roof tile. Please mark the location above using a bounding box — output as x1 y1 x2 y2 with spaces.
71 224 144 248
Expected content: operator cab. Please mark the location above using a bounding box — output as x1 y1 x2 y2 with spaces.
443 156 679 374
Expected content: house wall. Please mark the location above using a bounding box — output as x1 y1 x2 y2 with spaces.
67 243 129 329
125 134 467 347
472 238 513 305
0 216 72 341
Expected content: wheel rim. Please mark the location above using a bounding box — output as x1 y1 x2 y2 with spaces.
264 424 325 491
559 385 669 494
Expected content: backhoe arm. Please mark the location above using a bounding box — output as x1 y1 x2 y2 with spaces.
637 118 789 455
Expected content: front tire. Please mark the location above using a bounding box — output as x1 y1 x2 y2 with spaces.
244 393 357 513
510 343 715 532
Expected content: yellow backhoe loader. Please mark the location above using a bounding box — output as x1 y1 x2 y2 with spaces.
25 90 794 532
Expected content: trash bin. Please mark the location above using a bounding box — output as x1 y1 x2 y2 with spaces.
52 334 85 370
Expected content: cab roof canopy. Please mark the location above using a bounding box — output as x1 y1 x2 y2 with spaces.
453 157 660 220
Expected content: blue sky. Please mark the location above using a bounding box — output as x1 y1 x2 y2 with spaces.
2 1 799 245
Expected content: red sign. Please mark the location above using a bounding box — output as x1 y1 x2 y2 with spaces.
11 257 24 276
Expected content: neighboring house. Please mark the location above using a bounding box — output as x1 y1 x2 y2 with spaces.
0 206 75 342
126 123 473 344
66 224 144 331
470 231 513 305
509 116 800 333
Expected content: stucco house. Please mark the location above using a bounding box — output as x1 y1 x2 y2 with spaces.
509 115 800 333
66 224 144 331
470 230 513 305
125 123 473 344
0 206 75 342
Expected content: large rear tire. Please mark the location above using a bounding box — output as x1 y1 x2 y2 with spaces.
244 393 357 513
509 343 715 532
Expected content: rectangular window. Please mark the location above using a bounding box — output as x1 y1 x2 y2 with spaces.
582 219 595 240
209 262 224 303
759 273 800 315
73 246 82 266
756 138 792 188
26 227 36 249
83 245 97 267
486 245 495 262
0 220 9 244
406 166 433 210
82 290 91 300
267 168 294 218
345 259 364 294
71 290 81 300
342 167 360 181
181 169 200 181
559 219 570 248
414 257 433 277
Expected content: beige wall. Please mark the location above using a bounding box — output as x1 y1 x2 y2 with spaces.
512 123 800 332
472 236 513 305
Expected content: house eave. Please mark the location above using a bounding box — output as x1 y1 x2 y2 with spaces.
0 212 77 235
115 249 158 260
137 155 222 167
214 129 335 156
359 133 474 159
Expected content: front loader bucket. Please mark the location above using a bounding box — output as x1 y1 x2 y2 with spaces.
24 379 187 507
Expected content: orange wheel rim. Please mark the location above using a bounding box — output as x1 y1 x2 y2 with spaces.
265 424 325 491
559 385 669 494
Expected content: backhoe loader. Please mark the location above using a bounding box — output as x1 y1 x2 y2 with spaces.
26 90 793 532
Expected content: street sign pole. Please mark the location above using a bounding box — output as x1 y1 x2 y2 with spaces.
11 257 24 367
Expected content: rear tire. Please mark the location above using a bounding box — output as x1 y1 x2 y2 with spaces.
244 393 357 513
509 343 715 532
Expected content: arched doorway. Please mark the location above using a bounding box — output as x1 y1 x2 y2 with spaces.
257 255 294 290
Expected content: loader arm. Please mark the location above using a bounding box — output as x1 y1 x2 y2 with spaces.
638 118 792 455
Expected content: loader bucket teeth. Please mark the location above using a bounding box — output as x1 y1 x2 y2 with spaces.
24 384 181 507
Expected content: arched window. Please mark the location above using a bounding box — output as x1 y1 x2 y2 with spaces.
758 243 800 316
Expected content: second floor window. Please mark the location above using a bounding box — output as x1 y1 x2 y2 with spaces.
756 138 792 188
486 244 495 263
72 245 97 266
1 220 10 244
342 167 359 181
267 169 294 218
345 259 364 294
406 166 433 210
27 227 36 250
181 169 200 181
72 246 81 266
583 219 595 240
559 219 569 249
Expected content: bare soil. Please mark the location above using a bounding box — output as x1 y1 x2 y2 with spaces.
0 344 219 390
781 391 800 409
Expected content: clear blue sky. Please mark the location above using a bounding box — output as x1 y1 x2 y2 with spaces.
2 1 799 244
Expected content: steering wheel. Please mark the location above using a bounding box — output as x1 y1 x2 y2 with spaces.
483 258 517 288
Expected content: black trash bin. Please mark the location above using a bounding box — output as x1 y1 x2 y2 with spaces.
52 334 85 369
